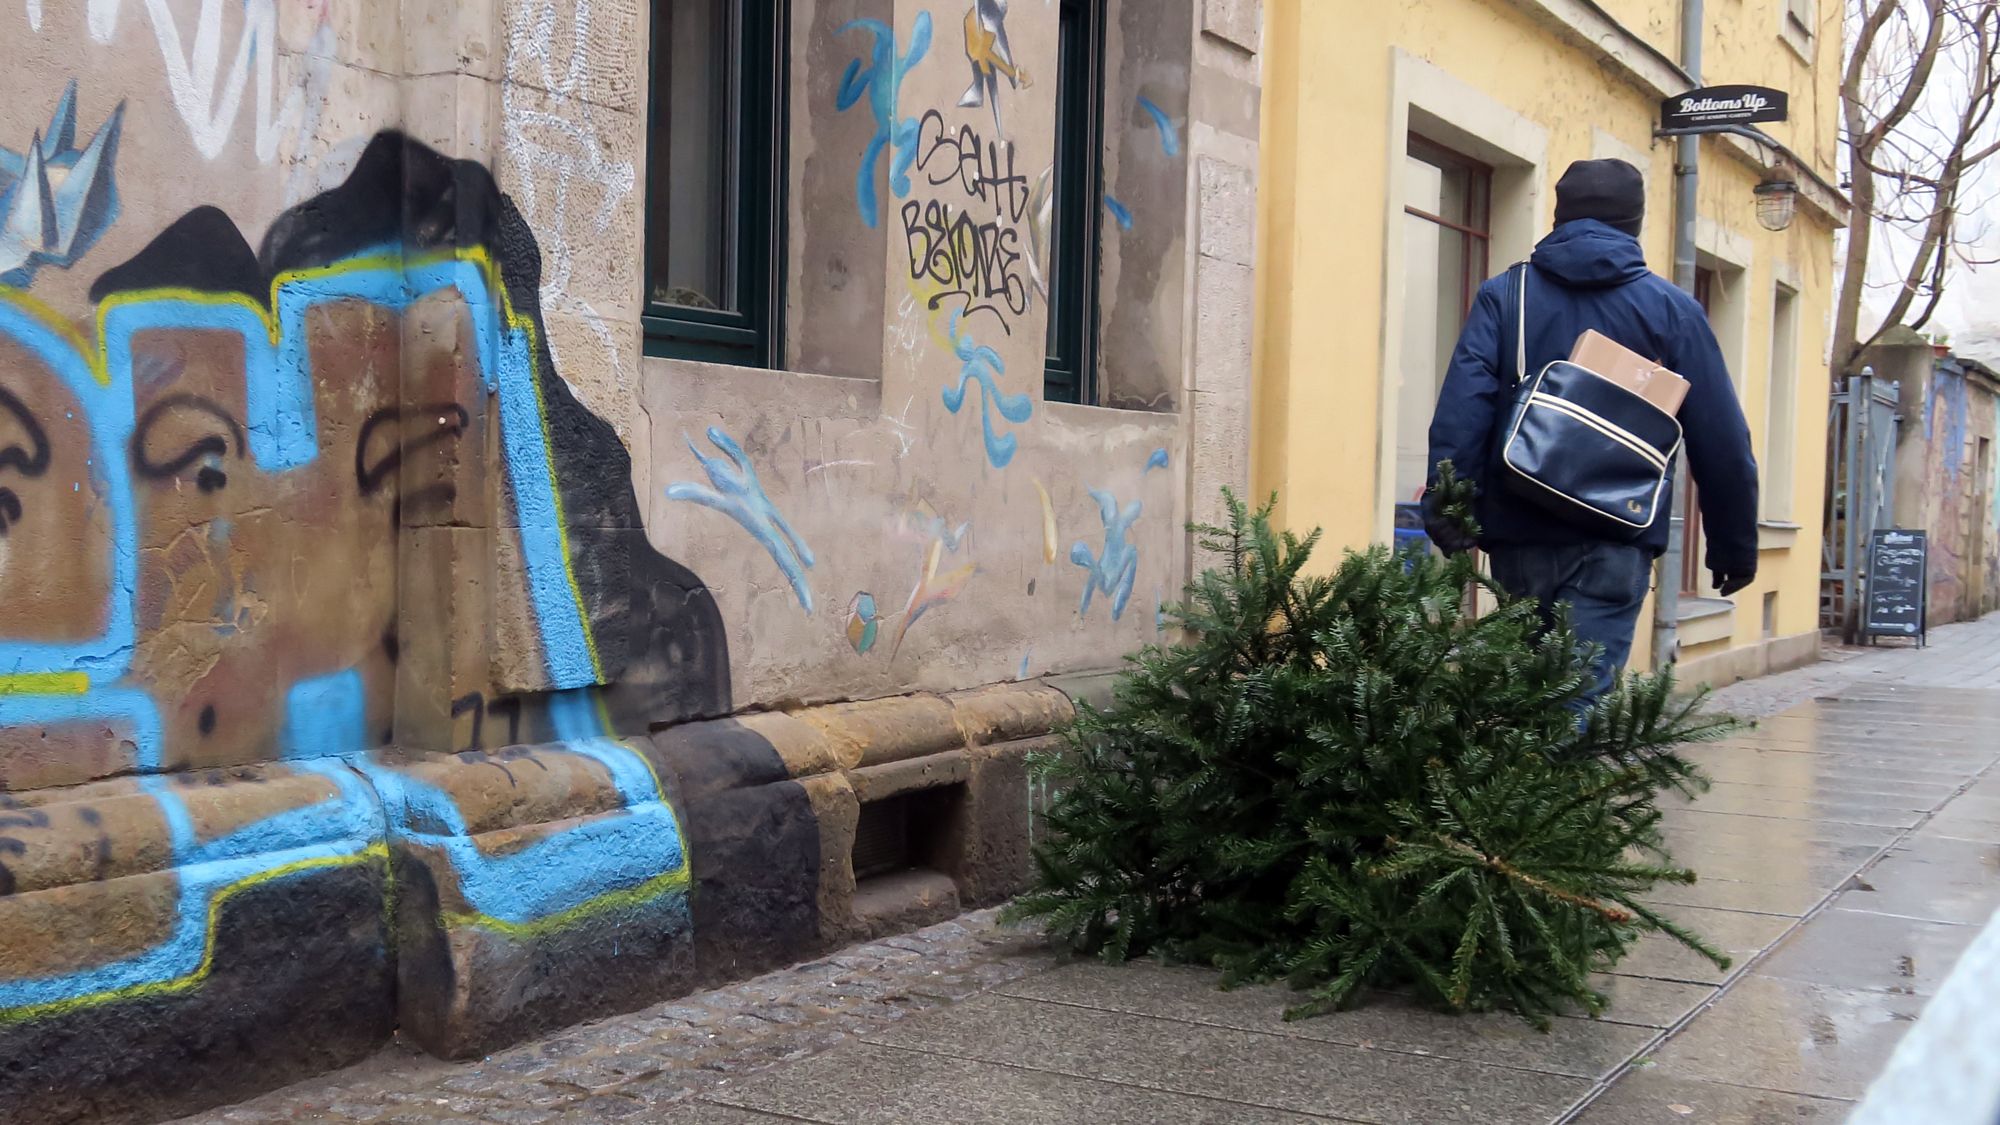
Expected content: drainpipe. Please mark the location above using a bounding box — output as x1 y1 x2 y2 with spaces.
1654 0 1702 671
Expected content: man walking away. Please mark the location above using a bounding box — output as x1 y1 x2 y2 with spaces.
1422 158 1759 705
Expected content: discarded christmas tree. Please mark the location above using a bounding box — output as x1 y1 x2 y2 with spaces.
1005 473 1737 1026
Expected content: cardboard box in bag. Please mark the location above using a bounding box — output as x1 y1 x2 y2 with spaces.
1570 330 1689 415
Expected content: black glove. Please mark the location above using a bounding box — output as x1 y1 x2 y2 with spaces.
1711 566 1756 597
1420 488 1478 557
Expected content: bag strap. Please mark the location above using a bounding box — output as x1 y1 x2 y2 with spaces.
1513 262 1529 387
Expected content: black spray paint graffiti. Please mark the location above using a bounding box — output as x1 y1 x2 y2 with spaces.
916 111 1030 221
902 109 1034 333
356 402 472 530
0 808 48 898
0 384 51 537
450 691 524 752
130 393 246 493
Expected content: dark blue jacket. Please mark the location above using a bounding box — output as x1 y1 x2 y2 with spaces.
1426 219 1759 573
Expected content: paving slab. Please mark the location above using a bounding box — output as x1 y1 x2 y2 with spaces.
708 1041 1346 1124
1650 836 1882 894
1841 834 2000 924
866 992 1591 1124
1660 795 1926 830
1609 905 1795 985
1580 975 1718 1030
1568 1068 1852 1124
1920 793 2000 844
1753 906 1979 997
1695 776 1948 813
1637 874 1826 917
1643 975 1926 1100
991 960 1659 1079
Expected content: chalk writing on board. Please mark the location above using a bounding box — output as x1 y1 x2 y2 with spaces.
1864 529 1927 642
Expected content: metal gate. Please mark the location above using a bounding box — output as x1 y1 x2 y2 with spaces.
1821 369 1901 641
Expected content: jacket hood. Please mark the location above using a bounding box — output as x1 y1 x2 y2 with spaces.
1529 219 1652 289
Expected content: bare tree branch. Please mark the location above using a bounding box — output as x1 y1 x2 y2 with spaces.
1837 0 2000 370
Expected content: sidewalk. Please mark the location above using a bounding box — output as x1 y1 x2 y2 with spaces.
180 617 2000 1125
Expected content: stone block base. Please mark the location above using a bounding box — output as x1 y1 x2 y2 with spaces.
0 762 393 1125
1677 629 1823 691
0 678 1079 1121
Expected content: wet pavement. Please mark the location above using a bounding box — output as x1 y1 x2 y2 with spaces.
179 617 2000 1124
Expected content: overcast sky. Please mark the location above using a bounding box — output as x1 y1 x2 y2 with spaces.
1847 1 2000 365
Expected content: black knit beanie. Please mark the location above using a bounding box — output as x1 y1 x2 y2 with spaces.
1554 159 1645 238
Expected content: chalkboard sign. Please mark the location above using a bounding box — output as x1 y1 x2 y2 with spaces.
1864 529 1928 646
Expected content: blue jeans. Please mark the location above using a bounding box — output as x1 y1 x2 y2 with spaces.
1487 542 1653 707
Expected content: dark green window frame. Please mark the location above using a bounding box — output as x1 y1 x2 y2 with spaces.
1044 0 1106 404
643 0 790 368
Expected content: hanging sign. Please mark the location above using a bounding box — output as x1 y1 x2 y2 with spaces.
1661 85 1790 130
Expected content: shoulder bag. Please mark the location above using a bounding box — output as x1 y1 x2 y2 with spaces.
1498 264 1683 538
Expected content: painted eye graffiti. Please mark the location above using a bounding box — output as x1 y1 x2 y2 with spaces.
131 393 245 493
355 402 471 519
0 385 52 539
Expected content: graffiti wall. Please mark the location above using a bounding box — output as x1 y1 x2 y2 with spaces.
0 0 1249 1119
1912 359 2000 624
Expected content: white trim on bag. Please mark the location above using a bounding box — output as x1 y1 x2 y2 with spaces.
1524 392 1670 470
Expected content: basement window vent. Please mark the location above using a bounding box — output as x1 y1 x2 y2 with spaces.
851 786 963 882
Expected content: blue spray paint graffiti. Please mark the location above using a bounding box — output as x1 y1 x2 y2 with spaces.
1145 447 1169 473
1136 95 1180 157
835 13 934 228
1104 195 1134 230
0 237 688 1016
668 427 817 613
1070 488 1142 620
941 309 1033 468
0 80 124 286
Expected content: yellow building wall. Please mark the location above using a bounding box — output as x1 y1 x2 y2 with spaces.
1255 0 1845 677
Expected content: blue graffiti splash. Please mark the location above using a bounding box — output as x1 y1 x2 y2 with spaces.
353 691 680 927
668 427 817 613
835 14 933 228
1136 95 1181 157
283 669 367 761
1928 365 1970 489
0 245 687 1015
1070 488 1142 620
1145 447 1169 473
1104 195 1133 231
941 309 1033 469
0 80 124 286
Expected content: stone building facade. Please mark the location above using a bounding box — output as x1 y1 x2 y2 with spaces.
0 0 1260 1119
1864 335 2000 628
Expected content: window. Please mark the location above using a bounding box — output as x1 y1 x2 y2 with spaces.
1397 136 1493 505
1044 0 1106 404
1764 285 1800 520
645 0 788 367
1782 0 1817 57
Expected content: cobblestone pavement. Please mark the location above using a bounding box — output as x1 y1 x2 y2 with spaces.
175 911 1047 1124
179 619 2000 1124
